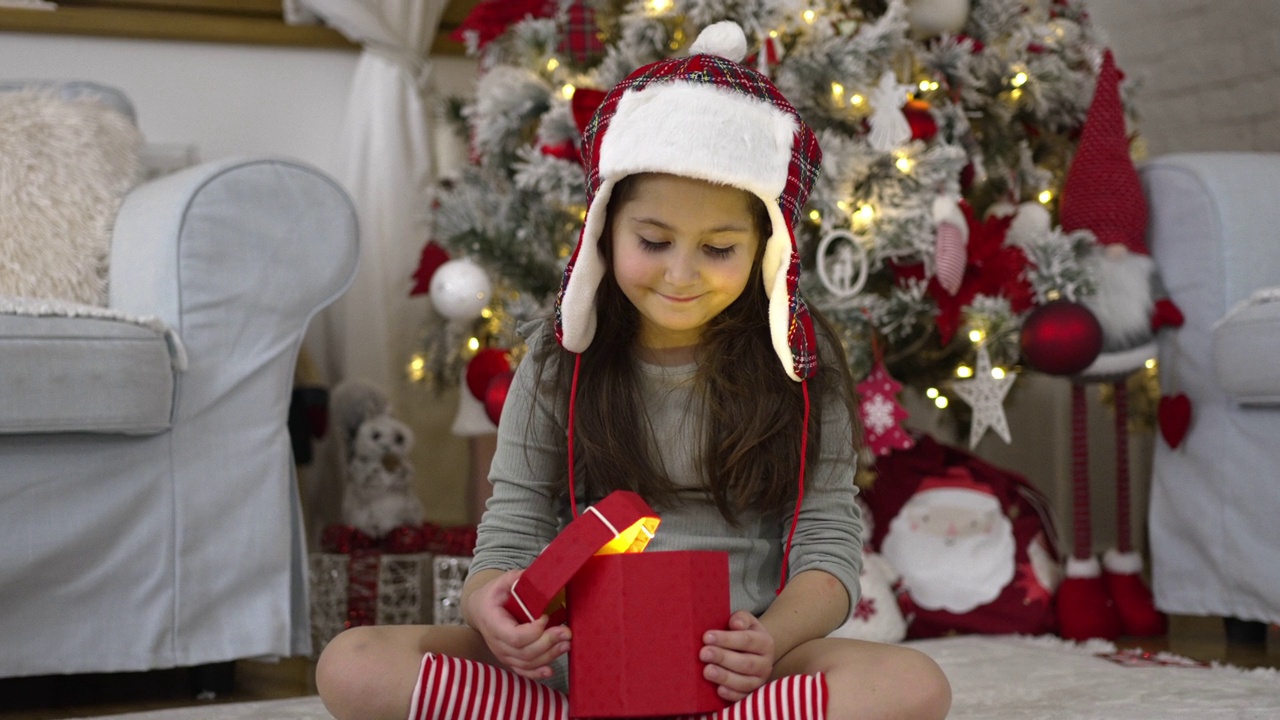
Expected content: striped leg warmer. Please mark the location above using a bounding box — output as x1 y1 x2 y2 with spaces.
407 654 569 720
681 673 828 720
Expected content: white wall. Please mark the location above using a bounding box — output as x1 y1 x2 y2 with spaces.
0 33 358 175
1089 0 1280 155
0 32 478 175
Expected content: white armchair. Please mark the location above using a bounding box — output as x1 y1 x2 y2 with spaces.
0 83 359 680
1146 152 1280 644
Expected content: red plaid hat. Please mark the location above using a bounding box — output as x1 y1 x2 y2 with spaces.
554 21 822 381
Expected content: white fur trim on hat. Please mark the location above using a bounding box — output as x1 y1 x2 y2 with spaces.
564 75 801 375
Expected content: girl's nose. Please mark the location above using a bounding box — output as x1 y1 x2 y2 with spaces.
665 247 699 285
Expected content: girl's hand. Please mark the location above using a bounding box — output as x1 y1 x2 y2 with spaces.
468 569 571 681
700 610 776 702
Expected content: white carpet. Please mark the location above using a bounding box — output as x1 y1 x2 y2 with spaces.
73 635 1280 719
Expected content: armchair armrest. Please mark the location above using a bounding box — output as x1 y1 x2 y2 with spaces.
108 157 359 422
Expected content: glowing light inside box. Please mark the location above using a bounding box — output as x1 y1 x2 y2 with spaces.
594 514 661 556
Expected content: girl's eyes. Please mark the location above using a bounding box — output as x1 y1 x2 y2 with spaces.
637 238 736 258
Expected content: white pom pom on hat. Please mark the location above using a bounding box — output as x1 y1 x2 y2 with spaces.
687 20 748 61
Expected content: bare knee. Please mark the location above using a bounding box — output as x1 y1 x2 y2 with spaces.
799 641 951 720
889 647 951 720
316 625 417 720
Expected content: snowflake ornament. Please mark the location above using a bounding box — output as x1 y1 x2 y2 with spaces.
858 361 914 457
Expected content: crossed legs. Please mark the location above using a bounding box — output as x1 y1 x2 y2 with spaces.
316 625 950 720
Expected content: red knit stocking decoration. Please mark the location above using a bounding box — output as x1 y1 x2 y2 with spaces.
1070 381 1092 561
408 655 568 720
1112 381 1132 555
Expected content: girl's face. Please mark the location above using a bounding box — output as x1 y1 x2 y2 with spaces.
610 174 760 349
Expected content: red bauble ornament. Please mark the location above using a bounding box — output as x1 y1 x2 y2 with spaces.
1020 300 1104 375
484 370 516 426
904 99 938 141
466 348 511 401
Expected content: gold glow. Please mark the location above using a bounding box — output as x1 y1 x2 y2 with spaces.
809 208 822 222
926 387 940 399
648 0 672 13
407 354 426 382
803 9 817 23
968 329 984 343
467 337 480 352
895 155 914 173
546 57 560 72
956 365 973 378
851 93 864 106
561 83 576 100
1012 71 1029 87
596 517 661 555
991 367 1006 379
935 396 949 409
1038 189 1053 204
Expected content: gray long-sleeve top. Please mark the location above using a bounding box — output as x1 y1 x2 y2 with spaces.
470 329 864 625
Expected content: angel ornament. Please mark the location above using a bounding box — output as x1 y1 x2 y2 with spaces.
817 230 870 300
868 71 914 153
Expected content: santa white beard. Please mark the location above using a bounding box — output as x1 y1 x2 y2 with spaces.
881 509 1016 613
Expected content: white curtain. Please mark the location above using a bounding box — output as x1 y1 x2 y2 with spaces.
300 0 448 392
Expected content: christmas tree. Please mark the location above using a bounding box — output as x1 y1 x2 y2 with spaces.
416 0 1135 447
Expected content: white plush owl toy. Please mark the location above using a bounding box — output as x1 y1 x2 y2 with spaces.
332 379 425 538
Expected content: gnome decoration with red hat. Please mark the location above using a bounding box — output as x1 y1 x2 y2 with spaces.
1052 49 1178 641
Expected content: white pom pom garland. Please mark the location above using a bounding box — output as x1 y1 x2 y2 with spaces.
688 21 747 62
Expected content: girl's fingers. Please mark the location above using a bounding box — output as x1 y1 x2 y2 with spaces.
702 661 765 701
700 646 771 678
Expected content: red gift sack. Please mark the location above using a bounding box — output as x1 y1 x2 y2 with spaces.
864 434 1062 638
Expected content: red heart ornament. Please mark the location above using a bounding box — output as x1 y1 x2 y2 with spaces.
1158 394 1192 448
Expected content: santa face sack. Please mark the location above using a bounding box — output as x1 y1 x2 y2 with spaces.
865 435 1062 638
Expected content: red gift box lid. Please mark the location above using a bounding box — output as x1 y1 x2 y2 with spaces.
505 490 661 623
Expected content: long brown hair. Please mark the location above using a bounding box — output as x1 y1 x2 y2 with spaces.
530 174 859 522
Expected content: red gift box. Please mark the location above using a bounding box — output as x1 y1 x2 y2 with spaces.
504 491 731 718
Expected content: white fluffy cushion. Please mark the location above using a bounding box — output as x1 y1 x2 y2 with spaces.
0 89 142 306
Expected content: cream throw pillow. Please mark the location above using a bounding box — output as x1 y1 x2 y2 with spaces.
0 89 142 306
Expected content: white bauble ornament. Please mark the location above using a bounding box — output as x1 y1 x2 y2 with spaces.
907 0 971 39
429 259 491 320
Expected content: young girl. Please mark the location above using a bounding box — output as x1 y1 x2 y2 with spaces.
317 22 950 720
